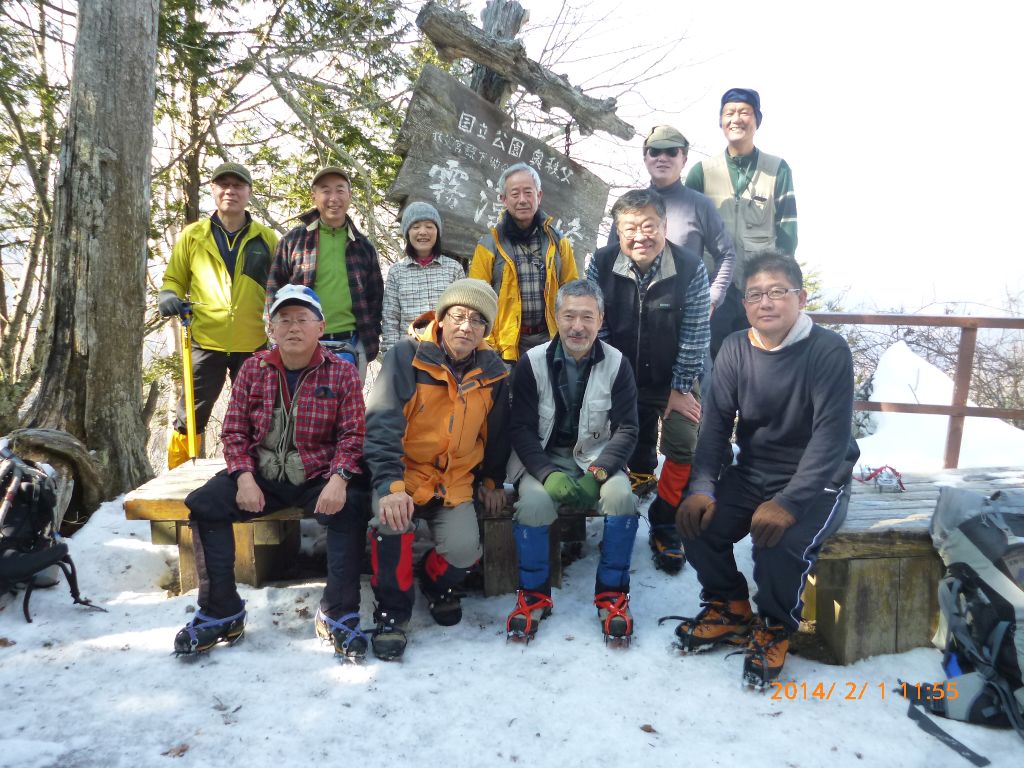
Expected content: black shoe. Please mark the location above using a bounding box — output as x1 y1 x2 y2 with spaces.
315 607 369 661
371 607 408 661
174 605 246 656
649 525 685 574
423 584 463 626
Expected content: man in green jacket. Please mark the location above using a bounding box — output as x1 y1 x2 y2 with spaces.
159 162 279 469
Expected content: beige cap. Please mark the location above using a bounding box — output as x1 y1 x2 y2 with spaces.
643 125 689 150
436 279 498 332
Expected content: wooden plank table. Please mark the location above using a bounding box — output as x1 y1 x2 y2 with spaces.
123 459 302 593
807 466 1024 664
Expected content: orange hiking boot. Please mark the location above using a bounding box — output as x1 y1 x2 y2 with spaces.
594 591 633 645
661 598 754 654
741 616 791 690
506 590 553 642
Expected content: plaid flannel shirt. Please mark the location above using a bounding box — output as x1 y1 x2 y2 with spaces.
511 231 547 330
266 214 384 361
221 345 365 480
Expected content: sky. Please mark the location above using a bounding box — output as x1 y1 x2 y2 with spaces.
2 344 1022 767
463 0 1023 312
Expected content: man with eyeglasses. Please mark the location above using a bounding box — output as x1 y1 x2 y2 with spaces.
610 126 736 358
469 162 578 363
159 162 279 469
267 166 383 381
671 251 858 691
587 189 710 577
363 278 510 661
504 279 639 644
173 284 371 661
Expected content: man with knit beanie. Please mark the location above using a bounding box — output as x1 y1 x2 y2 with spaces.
587 189 710 578
685 88 798 344
505 279 639 643
381 201 465 356
469 162 578 363
363 278 510 660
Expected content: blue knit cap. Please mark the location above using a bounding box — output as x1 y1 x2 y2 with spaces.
720 88 762 127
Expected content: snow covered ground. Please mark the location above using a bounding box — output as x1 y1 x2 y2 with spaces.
2 342 1022 768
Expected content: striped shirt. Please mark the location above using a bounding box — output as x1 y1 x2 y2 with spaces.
381 254 465 354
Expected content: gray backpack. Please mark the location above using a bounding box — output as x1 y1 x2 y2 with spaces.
913 486 1024 740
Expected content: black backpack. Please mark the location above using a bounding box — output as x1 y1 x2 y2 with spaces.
908 486 1024 742
0 443 100 622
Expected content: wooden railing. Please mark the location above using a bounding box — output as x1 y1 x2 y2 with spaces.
807 312 1024 468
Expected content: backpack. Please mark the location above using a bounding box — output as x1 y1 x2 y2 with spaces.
911 485 1024 740
0 442 99 622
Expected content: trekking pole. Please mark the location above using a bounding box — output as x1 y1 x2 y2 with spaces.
179 304 199 463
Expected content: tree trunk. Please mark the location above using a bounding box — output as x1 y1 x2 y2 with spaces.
469 0 528 107
25 0 159 500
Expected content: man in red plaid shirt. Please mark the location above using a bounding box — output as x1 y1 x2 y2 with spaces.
174 285 371 661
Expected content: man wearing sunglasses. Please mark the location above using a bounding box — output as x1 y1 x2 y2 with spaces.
672 251 858 690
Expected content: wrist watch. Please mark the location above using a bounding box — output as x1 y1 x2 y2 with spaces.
587 465 608 484
335 466 355 481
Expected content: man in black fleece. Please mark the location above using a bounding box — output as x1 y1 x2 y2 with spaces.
672 251 859 688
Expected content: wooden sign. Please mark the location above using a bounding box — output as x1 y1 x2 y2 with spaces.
389 64 610 270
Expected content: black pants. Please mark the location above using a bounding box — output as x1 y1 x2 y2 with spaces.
174 345 255 434
680 465 849 631
184 471 370 618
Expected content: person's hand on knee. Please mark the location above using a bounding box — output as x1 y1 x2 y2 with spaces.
750 499 796 547
543 471 581 506
676 493 716 539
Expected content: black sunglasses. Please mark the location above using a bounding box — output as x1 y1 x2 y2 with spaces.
646 147 683 158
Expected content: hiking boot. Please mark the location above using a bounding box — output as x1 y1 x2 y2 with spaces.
663 598 754 653
173 605 246 656
594 591 633 644
315 607 369 661
422 585 463 627
649 525 685 574
629 471 658 499
741 616 791 690
506 589 553 641
371 608 409 662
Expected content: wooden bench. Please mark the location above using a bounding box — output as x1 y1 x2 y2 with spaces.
123 459 302 592
804 467 1024 664
478 494 599 597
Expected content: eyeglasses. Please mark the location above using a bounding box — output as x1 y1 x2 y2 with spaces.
646 147 683 158
742 287 801 304
445 312 487 329
271 316 317 327
617 221 661 240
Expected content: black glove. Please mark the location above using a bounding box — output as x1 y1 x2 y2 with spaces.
158 290 189 319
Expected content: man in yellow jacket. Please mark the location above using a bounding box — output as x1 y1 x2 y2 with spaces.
469 162 578 363
159 162 279 469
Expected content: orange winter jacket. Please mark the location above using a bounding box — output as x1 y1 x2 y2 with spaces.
364 314 510 506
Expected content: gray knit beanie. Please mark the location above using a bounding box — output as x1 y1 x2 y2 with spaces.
436 278 498 332
401 201 443 239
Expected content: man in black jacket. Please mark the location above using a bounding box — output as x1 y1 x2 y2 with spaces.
505 280 638 643
587 190 710 576
673 251 859 690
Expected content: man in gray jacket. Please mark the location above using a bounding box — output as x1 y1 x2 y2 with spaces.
505 280 639 643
